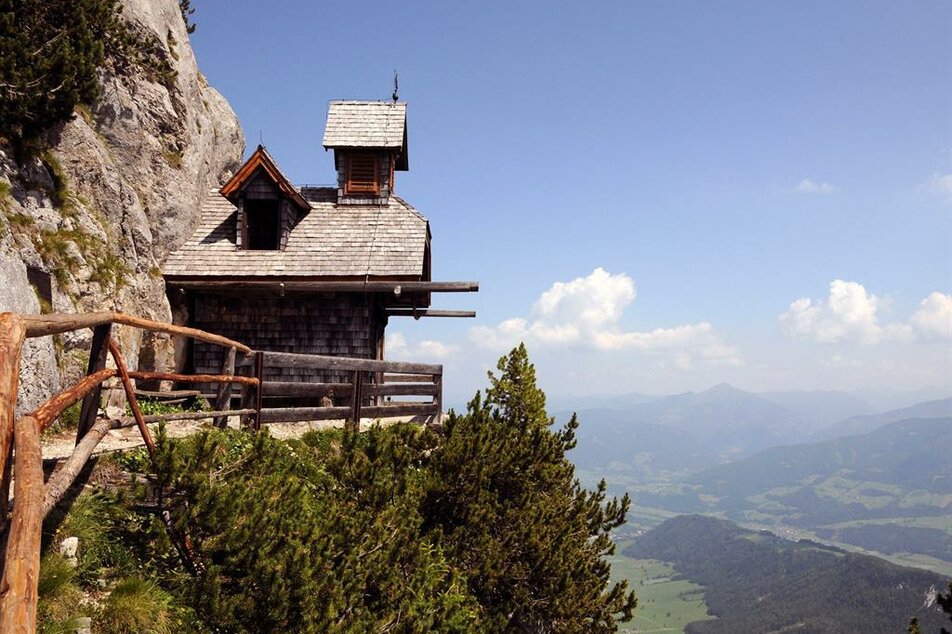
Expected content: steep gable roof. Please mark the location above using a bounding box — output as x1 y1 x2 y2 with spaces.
220 145 310 211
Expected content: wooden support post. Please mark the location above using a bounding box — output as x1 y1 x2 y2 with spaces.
239 363 254 429
214 347 236 428
107 338 155 458
0 414 43 633
0 313 26 529
253 352 264 432
76 323 111 444
432 373 443 427
347 371 363 432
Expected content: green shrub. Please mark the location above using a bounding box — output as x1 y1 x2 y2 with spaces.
53 491 138 582
98 578 172 634
37 553 87 634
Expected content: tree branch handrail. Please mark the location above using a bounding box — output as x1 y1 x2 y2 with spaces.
19 312 252 354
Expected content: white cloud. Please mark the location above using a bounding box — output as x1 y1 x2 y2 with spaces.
910 292 952 340
921 173 952 205
469 268 742 366
780 280 948 344
795 178 837 194
387 332 458 360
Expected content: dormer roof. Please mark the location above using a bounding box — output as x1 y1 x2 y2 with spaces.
323 101 408 170
220 145 310 212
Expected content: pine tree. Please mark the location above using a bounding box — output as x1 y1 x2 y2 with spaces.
0 0 124 152
424 343 637 632
152 427 480 632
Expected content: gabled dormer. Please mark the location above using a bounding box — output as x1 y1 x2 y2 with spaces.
322 101 408 205
220 146 310 250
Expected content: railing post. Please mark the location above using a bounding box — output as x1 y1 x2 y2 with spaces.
347 370 363 432
238 357 254 429
214 347 236 428
253 351 264 432
0 313 26 531
432 371 443 427
107 338 156 457
76 323 111 444
0 414 43 632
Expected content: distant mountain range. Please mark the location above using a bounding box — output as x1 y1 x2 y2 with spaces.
811 397 952 441
566 384 951 484
624 514 950 633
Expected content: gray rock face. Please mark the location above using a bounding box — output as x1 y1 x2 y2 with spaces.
0 0 244 413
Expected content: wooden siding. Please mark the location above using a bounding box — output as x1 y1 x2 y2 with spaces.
190 293 386 384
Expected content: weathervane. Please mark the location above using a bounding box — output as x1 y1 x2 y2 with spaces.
392 71 399 103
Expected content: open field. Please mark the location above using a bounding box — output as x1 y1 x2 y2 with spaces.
608 546 714 633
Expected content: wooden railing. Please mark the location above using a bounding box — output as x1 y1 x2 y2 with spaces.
0 311 443 632
240 350 442 429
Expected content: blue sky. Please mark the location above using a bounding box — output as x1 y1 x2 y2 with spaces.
188 1 951 406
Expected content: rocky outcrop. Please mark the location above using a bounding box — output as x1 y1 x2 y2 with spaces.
0 0 244 412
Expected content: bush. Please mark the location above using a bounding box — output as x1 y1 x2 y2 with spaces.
98 578 172 634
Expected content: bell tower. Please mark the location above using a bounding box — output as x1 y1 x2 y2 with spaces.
322 100 408 205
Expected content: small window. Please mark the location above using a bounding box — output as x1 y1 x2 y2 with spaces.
346 153 379 195
245 199 280 250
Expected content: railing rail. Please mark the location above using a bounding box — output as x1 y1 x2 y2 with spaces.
0 310 442 632
248 349 442 430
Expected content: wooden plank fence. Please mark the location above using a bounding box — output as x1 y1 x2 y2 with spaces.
0 310 443 632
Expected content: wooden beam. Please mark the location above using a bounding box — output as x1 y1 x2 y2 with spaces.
364 383 439 397
35 369 116 433
76 323 111 443
125 371 258 386
259 406 351 423
0 414 43 633
115 408 257 426
42 417 115 517
348 371 363 431
108 339 155 457
165 280 479 294
241 350 442 375
21 312 251 354
0 314 26 529
385 309 476 318
261 382 353 398
382 374 436 383
254 352 264 432
432 373 443 427
214 347 236 428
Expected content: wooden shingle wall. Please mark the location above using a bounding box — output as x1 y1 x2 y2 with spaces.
336 149 394 205
191 292 384 384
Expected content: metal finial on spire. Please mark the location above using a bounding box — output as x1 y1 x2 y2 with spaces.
392 71 399 103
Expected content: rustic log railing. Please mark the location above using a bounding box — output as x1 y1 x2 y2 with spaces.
0 310 444 632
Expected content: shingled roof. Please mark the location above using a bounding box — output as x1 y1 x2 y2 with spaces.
323 101 407 162
162 188 429 279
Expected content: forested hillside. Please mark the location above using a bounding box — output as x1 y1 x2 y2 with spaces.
625 515 950 633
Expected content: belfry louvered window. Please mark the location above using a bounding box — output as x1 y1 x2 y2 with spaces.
345 153 379 195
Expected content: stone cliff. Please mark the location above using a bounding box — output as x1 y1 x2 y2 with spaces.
0 0 244 411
